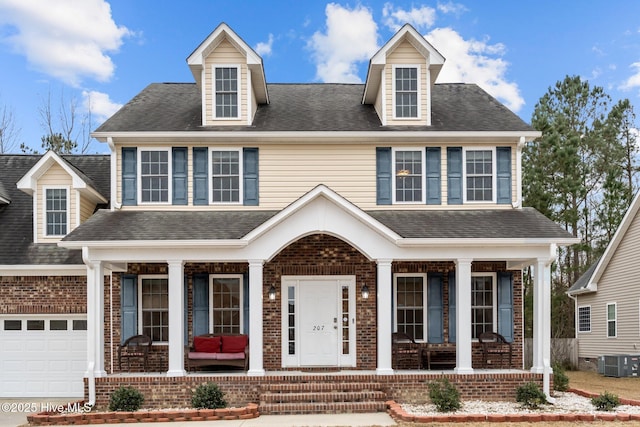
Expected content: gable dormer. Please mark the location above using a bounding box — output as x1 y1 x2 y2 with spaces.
16 151 108 243
187 23 269 127
363 24 445 126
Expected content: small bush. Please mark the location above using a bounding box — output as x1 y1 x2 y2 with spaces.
191 383 227 409
591 391 620 412
552 363 569 392
516 382 547 409
108 386 144 412
428 378 461 412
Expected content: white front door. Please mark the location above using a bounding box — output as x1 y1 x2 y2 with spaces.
281 276 356 368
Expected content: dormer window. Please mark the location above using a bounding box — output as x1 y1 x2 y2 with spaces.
44 187 68 236
393 66 420 119
214 65 240 119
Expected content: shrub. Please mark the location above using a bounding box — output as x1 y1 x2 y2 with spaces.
552 363 569 392
591 391 620 412
191 383 227 409
516 382 547 409
108 386 144 412
428 378 461 412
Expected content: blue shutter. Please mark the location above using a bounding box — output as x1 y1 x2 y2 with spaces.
193 273 209 336
193 148 208 206
447 147 462 205
121 274 137 343
376 147 392 205
426 147 441 205
243 148 259 206
427 273 444 343
243 271 249 334
121 148 137 206
497 272 514 342
496 147 512 204
172 147 188 205
448 271 456 343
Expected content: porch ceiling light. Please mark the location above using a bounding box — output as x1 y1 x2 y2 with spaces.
268 284 277 301
361 283 370 299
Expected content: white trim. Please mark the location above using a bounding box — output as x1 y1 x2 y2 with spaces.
391 147 426 204
42 185 70 237
200 68 207 126
137 147 172 205
577 305 591 333
380 68 387 126
425 64 431 126
212 64 242 121
470 272 497 340
393 273 428 342
209 147 243 205
606 302 617 338
463 147 497 204
208 274 244 333
391 64 421 120
137 274 169 344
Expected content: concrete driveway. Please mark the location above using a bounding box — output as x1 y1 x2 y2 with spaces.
0 399 75 427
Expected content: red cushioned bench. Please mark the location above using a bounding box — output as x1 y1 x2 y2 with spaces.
186 333 249 371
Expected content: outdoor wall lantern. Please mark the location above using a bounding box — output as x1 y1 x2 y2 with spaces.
361 283 370 299
268 284 277 301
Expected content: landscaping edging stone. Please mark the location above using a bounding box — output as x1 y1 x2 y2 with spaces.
386 388 640 423
26 403 259 425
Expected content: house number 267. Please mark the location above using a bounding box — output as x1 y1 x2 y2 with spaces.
312 325 325 331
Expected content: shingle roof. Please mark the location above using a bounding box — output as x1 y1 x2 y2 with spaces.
95 83 534 133
567 259 600 294
0 154 110 265
62 207 571 242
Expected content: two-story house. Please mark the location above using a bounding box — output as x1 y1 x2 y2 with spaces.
0 23 577 409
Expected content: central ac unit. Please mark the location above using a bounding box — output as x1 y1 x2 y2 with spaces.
597 354 640 377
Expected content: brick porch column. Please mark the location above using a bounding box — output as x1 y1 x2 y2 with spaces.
454 258 473 374
376 259 393 375
167 260 185 377
248 260 265 376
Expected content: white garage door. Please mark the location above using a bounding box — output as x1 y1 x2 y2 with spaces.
0 316 87 397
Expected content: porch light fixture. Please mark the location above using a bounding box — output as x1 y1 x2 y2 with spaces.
268 284 277 301
361 284 370 299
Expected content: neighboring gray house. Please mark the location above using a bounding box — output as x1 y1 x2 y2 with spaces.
568 191 640 371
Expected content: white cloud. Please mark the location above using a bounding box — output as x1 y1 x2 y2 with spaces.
382 3 436 32
437 2 469 16
82 90 122 123
0 0 131 86
255 34 274 57
620 62 640 94
426 27 525 112
308 3 379 83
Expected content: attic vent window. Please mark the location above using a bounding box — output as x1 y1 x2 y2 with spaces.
394 67 418 118
214 66 239 118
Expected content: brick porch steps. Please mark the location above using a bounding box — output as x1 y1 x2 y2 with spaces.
259 382 388 415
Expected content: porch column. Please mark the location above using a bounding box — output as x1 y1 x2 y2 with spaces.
531 258 552 376
167 260 185 377
85 260 103 377
454 259 473 374
376 259 393 375
248 260 265 376
93 261 105 376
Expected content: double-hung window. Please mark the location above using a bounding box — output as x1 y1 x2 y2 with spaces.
214 66 240 119
578 306 591 333
139 276 169 342
471 274 496 339
464 148 495 202
607 303 617 338
44 187 68 236
211 149 242 204
394 274 427 341
139 149 170 203
393 149 424 203
210 275 243 334
393 66 419 118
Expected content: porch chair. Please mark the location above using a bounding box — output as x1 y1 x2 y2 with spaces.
392 332 422 370
118 334 152 371
478 331 512 368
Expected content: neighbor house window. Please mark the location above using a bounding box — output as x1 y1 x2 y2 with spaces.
139 276 169 342
210 275 243 334
578 305 591 333
44 187 68 236
471 274 496 339
393 149 424 203
607 303 617 338
214 66 239 118
139 149 170 203
394 66 419 118
465 149 495 202
394 274 427 341
211 149 242 203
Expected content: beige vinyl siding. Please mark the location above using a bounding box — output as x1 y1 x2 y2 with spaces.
385 40 427 126
36 164 74 242
203 38 247 126
79 194 97 223
576 209 640 359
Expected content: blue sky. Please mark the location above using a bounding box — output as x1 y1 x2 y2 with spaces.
0 0 639 154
